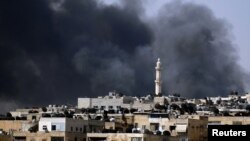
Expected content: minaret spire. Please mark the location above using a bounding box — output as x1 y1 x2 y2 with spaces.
155 58 162 95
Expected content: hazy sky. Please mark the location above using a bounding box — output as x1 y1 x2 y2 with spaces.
103 0 250 73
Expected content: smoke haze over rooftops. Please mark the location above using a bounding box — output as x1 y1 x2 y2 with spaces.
0 0 247 112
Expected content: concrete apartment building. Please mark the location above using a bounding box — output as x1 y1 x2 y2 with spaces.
133 113 208 141
86 133 170 141
78 93 154 112
0 120 36 133
11 117 104 141
39 117 104 133
133 113 169 132
208 116 250 125
187 117 208 141
78 93 124 111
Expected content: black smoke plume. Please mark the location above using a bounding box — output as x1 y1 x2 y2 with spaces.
0 0 246 112
151 1 245 97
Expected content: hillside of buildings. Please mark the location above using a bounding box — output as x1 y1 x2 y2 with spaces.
0 90 250 141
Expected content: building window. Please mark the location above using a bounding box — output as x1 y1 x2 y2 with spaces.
71 126 73 132
80 127 82 132
233 121 242 125
32 116 36 120
14 137 26 140
108 106 113 109
131 137 142 141
142 125 146 130
51 125 56 131
150 123 159 131
116 106 121 109
169 125 176 131
83 126 86 133
209 121 221 124
101 106 105 110
51 137 64 141
42 125 47 130
134 123 138 128
76 127 78 132
93 106 98 109
162 125 165 130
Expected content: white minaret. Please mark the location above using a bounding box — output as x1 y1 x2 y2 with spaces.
155 58 162 95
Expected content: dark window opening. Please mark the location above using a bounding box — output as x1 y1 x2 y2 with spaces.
52 125 56 131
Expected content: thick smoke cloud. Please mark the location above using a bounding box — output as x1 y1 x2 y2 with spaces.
0 0 152 111
0 0 246 112
151 1 245 97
